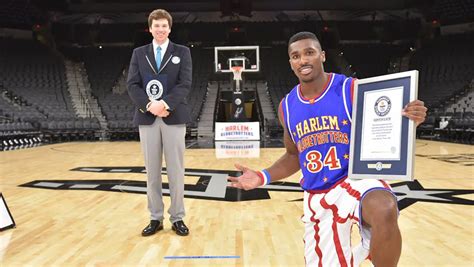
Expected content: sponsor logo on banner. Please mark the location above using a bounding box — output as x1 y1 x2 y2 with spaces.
215 141 260 158
215 122 260 141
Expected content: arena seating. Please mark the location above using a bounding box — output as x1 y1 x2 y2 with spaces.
0 39 103 144
1 23 472 145
411 34 473 143
341 43 406 78
66 45 211 140
410 34 473 108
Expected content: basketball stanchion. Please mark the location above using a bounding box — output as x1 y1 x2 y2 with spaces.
231 66 243 91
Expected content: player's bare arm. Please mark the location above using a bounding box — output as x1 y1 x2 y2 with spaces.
264 114 300 180
228 101 300 190
402 99 427 126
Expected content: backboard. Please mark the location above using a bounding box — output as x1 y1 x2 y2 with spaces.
214 46 260 73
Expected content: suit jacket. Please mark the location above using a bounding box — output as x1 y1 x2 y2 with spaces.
127 41 192 126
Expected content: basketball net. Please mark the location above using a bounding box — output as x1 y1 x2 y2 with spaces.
231 66 243 81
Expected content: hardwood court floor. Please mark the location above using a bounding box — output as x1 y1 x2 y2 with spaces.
0 140 472 266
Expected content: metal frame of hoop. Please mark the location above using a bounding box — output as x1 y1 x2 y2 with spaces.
231 66 243 81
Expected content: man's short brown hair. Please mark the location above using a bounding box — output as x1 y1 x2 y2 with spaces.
148 9 173 28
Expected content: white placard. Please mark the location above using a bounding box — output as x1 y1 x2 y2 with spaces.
214 122 260 141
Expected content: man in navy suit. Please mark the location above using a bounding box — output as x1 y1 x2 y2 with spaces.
127 9 192 237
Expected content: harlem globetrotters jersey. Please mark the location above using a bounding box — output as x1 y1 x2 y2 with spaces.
281 73 355 191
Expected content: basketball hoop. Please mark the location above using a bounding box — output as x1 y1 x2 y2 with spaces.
231 66 243 81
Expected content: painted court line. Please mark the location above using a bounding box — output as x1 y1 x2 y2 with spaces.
164 256 240 260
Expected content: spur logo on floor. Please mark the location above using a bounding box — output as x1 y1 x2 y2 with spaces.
19 166 474 210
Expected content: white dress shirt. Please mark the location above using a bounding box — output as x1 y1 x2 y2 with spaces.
152 38 169 63
148 38 170 110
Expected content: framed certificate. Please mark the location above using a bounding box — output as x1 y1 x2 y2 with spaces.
348 70 418 181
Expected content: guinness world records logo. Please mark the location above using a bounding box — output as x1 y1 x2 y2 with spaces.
375 162 383 171
146 79 164 100
374 96 391 116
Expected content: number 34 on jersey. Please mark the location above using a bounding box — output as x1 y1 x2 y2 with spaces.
304 146 342 173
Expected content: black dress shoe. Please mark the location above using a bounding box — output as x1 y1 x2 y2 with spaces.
141 220 163 236
172 220 189 236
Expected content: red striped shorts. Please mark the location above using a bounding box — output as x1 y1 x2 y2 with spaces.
302 178 393 267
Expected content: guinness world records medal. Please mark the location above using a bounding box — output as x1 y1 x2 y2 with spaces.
146 79 164 100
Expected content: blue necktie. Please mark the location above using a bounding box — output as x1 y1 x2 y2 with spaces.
155 46 161 71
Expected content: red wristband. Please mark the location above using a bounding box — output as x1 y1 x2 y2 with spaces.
256 171 265 186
